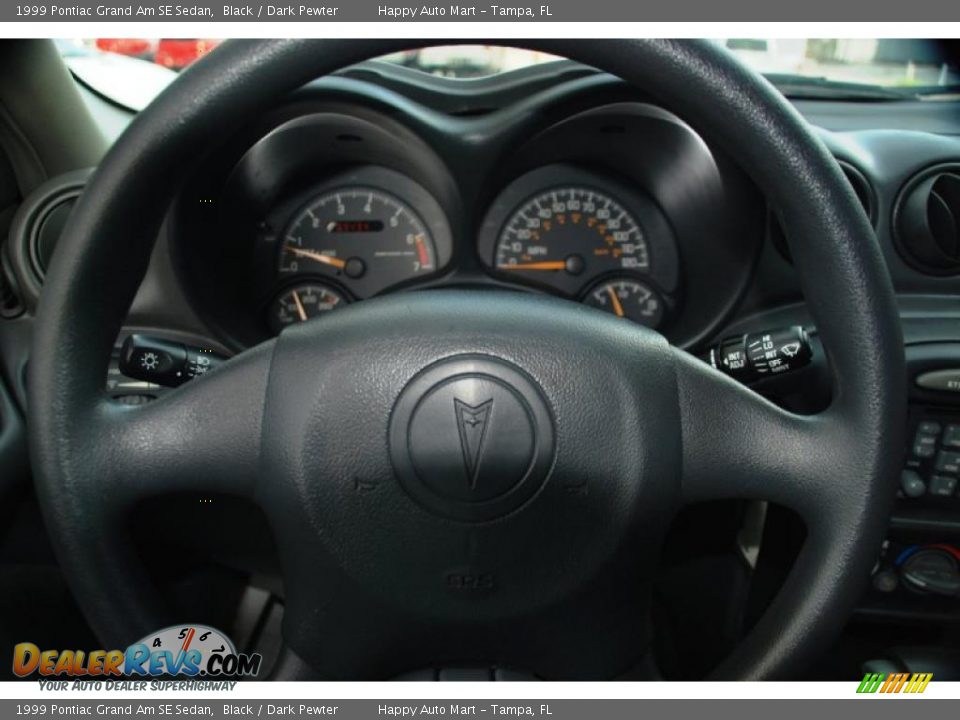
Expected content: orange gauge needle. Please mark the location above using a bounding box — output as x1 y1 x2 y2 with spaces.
607 286 625 318
291 290 308 322
496 261 567 271
284 244 346 270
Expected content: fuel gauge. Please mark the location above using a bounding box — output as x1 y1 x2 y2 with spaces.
584 278 664 329
268 283 347 334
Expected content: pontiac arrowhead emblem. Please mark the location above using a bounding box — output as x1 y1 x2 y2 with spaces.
454 398 494 489
390 358 555 520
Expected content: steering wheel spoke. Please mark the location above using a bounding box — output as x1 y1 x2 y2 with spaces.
92 341 274 506
673 347 842 519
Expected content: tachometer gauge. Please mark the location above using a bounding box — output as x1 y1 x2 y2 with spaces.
268 283 346 334
583 278 664 328
495 186 648 282
279 187 437 290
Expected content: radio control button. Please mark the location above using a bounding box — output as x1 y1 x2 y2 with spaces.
943 425 960 449
929 475 958 497
900 470 927 498
935 450 960 475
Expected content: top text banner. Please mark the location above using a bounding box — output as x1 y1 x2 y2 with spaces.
3 0 959 21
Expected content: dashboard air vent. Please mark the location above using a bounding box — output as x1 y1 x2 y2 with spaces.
770 160 875 263
0 264 23 318
7 169 91 302
895 165 960 276
838 161 875 222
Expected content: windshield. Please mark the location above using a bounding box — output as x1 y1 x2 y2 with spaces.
59 39 960 111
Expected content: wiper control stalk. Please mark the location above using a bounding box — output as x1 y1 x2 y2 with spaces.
699 326 813 384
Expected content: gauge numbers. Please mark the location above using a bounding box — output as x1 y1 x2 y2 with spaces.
269 283 346 334
279 188 436 286
584 278 664 328
495 187 649 277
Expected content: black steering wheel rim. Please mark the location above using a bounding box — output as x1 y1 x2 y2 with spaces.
29 39 905 680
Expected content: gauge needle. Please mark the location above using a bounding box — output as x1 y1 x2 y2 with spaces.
284 244 346 270
496 261 567 271
607 286 625 318
291 290 308 322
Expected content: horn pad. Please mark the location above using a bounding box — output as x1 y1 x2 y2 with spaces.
389 356 556 522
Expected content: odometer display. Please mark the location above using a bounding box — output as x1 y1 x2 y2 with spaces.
495 187 649 288
328 220 385 233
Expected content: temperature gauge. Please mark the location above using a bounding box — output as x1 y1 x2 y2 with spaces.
583 278 664 328
268 283 347 334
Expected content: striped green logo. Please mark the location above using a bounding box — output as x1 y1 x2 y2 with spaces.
857 672 932 694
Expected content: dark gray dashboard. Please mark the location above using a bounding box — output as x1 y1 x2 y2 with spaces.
3 58 960 392
62 63 960 331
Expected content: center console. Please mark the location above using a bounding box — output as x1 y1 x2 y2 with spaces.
861 342 960 621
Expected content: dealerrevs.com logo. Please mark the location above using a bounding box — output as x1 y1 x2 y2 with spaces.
12 625 262 679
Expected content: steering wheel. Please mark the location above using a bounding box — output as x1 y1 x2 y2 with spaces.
29 40 905 680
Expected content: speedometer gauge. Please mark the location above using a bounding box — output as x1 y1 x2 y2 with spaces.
279 187 437 289
496 187 649 278
478 165 681 332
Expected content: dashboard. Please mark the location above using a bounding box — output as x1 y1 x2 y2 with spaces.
163 62 763 351
5 59 960 358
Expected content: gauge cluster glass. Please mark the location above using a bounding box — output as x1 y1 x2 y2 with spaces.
258 166 453 334
268 283 347 335
478 164 680 329
583 278 664 328
495 186 649 276
279 188 437 283
258 164 678 335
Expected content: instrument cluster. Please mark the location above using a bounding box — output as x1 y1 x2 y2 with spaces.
260 162 679 336
172 85 761 351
